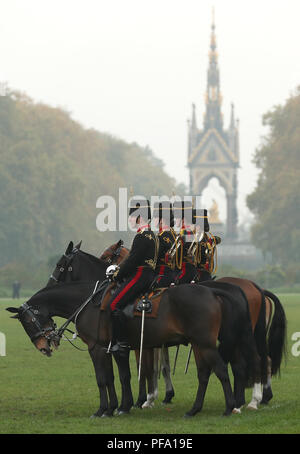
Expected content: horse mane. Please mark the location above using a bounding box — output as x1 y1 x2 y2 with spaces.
77 249 108 268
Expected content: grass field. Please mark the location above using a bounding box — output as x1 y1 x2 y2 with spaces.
0 293 299 435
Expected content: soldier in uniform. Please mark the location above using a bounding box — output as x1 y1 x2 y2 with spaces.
108 199 158 354
193 208 221 282
172 200 198 284
152 201 177 287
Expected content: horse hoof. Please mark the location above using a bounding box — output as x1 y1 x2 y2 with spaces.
142 402 154 409
117 410 130 416
134 402 144 409
232 408 242 414
162 390 174 405
247 403 258 410
222 410 232 417
90 410 106 418
184 410 197 418
101 411 114 418
261 388 273 404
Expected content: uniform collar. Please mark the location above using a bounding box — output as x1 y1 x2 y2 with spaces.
137 224 150 233
159 225 170 233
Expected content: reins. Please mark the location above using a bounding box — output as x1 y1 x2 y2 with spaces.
55 280 103 351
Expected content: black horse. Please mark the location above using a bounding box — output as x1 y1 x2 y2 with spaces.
46 240 163 408
7 268 259 417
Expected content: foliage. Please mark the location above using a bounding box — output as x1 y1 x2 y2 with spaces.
217 263 288 289
247 86 300 266
0 88 186 268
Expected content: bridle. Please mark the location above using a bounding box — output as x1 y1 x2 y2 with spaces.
49 248 80 283
19 281 102 352
19 302 59 344
101 244 123 265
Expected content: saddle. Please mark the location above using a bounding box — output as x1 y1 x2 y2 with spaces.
99 283 167 319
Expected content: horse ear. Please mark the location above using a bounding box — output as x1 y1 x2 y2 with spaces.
75 240 82 250
66 241 74 254
117 239 124 247
6 307 20 318
6 307 19 313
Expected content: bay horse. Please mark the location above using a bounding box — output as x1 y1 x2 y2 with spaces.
101 240 287 410
47 240 265 411
7 275 259 417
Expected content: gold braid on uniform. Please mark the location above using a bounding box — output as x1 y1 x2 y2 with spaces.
170 228 183 270
195 232 204 267
206 232 218 274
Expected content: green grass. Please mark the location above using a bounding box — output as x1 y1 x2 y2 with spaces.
0 294 300 434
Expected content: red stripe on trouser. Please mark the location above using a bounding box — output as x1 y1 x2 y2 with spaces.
157 265 165 283
110 267 143 311
178 262 186 280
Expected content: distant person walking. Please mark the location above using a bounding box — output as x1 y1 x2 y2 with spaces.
12 281 21 299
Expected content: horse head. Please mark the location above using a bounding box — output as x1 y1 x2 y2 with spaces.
47 240 82 286
99 239 129 265
6 302 59 357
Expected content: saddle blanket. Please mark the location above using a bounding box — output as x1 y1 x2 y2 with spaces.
99 285 167 319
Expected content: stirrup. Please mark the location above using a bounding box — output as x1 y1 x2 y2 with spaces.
110 342 130 353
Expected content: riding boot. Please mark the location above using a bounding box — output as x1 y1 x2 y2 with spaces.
110 309 130 355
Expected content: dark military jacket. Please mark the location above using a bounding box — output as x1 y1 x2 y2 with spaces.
196 233 222 270
156 228 176 269
180 228 195 261
116 227 158 282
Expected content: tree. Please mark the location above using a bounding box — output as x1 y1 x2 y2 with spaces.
247 86 300 266
0 88 186 268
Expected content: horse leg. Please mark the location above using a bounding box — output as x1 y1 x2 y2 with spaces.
210 348 236 416
231 343 262 413
89 345 118 417
152 348 160 401
230 350 246 412
142 349 157 408
247 382 263 410
134 350 147 408
161 346 175 404
248 359 272 409
134 349 156 408
184 345 212 417
112 350 134 415
261 373 273 404
248 356 272 407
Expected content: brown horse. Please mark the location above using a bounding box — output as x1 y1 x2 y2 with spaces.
101 241 287 410
7 275 259 417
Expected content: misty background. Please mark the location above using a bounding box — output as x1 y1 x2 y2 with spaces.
2 0 300 220
0 0 300 293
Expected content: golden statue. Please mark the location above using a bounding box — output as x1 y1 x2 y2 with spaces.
209 199 222 224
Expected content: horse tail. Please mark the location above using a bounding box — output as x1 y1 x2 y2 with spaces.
214 287 257 387
238 287 260 387
263 289 287 376
252 283 269 384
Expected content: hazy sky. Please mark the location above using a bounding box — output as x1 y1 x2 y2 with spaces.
1 0 300 224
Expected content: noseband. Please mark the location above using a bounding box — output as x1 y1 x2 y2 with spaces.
19 303 57 344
